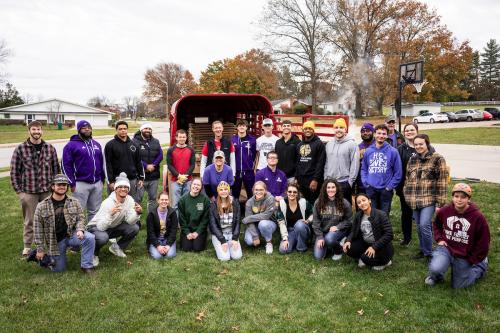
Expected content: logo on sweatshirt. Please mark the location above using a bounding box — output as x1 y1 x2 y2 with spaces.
130 145 137 152
368 152 388 174
196 202 204 211
445 216 471 244
299 144 311 157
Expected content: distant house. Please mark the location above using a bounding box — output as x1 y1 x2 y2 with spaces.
0 98 113 127
391 103 442 117
271 98 312 114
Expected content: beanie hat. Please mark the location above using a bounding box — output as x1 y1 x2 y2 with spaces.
114 172 130 190
360 122 375 133
302 120 315 130
140 123 153 131
77 120 91 132
217 181 231 192
52 174 69 185
333 118 347 128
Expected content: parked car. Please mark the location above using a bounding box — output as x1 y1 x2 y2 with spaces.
484 107 500 119
454 109 483 122
439 112 458 122
482 111 493 120
412 111 448 124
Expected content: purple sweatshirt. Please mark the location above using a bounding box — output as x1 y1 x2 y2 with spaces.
62 135 105 185
231 133 256 174
255 166 287 197
202 164 234 198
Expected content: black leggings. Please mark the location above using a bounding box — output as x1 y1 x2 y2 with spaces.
180 232 207 252
346 238 393 266
398 193 413 242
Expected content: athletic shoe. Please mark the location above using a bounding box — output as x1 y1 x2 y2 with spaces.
358 259 366 268
332 254 343 261
400 239 412 246
373 260 392 271
22 247 31 257
265 242 273 255
93 255 100 267
109 243 126 258
424 276 436 286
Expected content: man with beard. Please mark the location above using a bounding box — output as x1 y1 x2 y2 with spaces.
62 120 105 222
354 123 375 195
133 123 163 213
324 118 359 201
104 120 145 202
11 121 60 257
295 121 326 204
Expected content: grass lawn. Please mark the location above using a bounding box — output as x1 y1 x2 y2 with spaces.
0 177 498 332
421 127 500 146
0 124 140 144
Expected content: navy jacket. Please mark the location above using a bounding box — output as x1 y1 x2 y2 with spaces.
132 131 163 181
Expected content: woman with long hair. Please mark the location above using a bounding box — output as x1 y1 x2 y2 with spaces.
312 178 352 261
146 191 178 259
242 181 276 254
343 193 394 270
404 134 448 260
209 181 242 261
275 182 313 254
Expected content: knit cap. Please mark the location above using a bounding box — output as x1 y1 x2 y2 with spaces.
114 172 130 189
302 121 315 129
77 120 91 132
333 118 347 128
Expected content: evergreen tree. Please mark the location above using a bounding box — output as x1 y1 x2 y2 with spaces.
480 39 500 100
0 82 24 108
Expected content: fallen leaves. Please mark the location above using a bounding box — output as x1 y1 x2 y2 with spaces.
196 311 206 321
218 268 229 277
127 261 133 267
357 309 364 316
377 293 384 297
475 303 485 311
341 282 347 288
231 326 240 331
384 309 390 315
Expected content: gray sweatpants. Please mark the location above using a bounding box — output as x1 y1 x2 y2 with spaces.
72 181 103 222
136 179 159 213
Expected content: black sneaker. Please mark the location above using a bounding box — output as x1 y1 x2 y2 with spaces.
400 239 412 247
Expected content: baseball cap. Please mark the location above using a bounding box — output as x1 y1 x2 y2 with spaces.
452 183 472 197
52 174 69 185
262 118 273 126
385 115 396 123
213 150 225 161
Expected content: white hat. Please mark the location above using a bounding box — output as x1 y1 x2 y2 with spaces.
262 118 273 126
114 172 130 190
140 123 153 131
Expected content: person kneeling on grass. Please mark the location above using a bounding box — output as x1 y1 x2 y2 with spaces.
342 193 394 270
31 174 95 274
424 183 490 289
177 178 210 252
312 179 352 261
146 191 178 259
275 182 313 254
243 181 276 254
87 172 142 265
209 181 242 261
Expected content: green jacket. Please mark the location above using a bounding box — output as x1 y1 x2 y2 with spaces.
34 196 86 256
178 192 210 235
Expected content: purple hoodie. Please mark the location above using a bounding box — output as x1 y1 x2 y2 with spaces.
255 166 287 197
231 133 256 174
62 134 105 185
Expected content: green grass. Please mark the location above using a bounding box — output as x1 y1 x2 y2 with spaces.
0 125 140 144
421 127 500 146
0 177 498 332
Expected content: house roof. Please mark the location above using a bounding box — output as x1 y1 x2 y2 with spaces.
0 98 114 114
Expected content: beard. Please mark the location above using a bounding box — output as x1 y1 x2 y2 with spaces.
361 134 373 142
80 131 92 139
142 132 151 139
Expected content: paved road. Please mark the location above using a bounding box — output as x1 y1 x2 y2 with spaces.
1 120 499 183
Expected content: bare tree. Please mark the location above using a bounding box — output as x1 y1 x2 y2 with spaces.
0 39 12 83
46 101 62 126
87 95 112 108
259 0 330 113
123 96 141 120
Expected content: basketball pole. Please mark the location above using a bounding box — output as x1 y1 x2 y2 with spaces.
396 80 403 133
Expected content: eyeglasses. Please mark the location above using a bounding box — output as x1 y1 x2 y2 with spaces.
267 156 277 160
287 190 298 194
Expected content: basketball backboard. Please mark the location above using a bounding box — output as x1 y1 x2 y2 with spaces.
400 61 424 84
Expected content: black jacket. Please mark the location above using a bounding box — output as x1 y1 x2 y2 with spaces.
295 135 326 181
208 198 241 243
104 135 145 183
146 207 178 247
347 208 393 251
132 131 163 181
276 134 301 178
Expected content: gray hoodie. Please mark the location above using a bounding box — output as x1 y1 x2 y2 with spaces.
324 134 359 186
243 192 275 240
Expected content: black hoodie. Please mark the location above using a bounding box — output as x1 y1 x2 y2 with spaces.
295 135 326 181
276 133 301 178
104 135 145 183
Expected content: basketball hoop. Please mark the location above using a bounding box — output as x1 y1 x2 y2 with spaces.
413 81 427 93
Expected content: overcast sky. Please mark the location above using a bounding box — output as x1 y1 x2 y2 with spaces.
0 0 498 104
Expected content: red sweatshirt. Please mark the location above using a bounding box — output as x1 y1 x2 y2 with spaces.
434 202 490 265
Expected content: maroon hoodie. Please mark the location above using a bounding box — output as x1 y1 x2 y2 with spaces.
434 202 490 265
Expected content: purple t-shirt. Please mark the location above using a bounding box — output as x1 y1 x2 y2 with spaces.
202 164 234 198
255 166 287 198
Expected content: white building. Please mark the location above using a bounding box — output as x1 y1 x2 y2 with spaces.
391 103 442 117
0 98 113 127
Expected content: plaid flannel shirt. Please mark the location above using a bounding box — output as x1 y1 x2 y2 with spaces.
10 139 60 193
34 196 86 256
403 152 448 210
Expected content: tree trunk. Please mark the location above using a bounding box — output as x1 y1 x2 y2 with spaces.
354 85 363 118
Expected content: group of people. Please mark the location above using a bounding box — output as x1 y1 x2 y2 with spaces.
11 116 490 288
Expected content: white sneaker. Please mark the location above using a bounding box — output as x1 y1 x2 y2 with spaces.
372 260 392 271
424 276 436 286
109 243 126 258
358 259 366 268
93 255 100 267
265 242 273 255
332 254 343 261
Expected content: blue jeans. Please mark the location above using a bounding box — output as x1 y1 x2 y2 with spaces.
413 204 435 256
428 245 488 289
366 187 393 215
149 240 177 259
212 232 243 261
244 220 277 245
171 180 192 210
279 220 311 254
47 231 95 272
313 229 348 260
